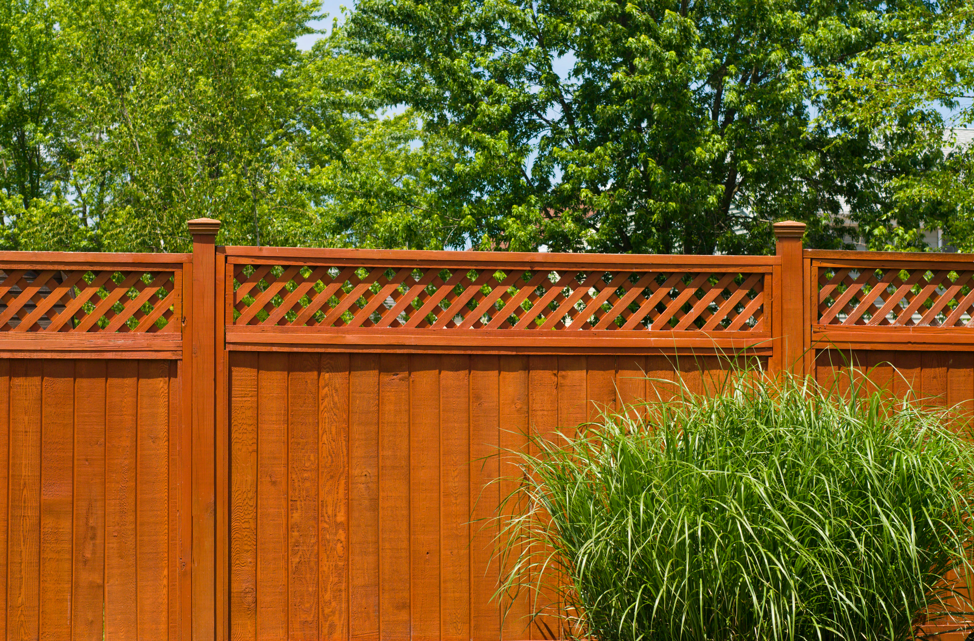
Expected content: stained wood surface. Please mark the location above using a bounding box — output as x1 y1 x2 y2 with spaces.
227 352 746 640
0 359 180 640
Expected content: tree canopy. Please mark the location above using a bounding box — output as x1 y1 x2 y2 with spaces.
1 0 971 253
0 0 436 251
348 0 973 254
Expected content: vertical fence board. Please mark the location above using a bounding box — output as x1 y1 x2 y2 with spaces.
557 357 587 636
0 361 8 641
922 352 949 411
471 356 500 641
894 352 922 408
615 356 646 417
230 353 258 641
528 356 558 641
72 360 105 641
349 354 380 639
105 361 138 641
947 353 974 427
409 355 440 641
379 354 410 639
137 361 170 639
257 353 288 641
645 355 676 404
40 361 74 640
498 356 531 641
679 356 704 397
585 356 616 420
168 361 180 641
288 354 319 641
8 360 41 641
870 351 895 404
440 355 470 641
319 353 349 640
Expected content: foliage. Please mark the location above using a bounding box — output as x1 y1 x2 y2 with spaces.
818 4 974 252
348 0 971 254
0 0 439 252
499 368 974 641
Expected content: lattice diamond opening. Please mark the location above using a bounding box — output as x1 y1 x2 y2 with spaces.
0 269 178 332
232 264 765 331
818 266 974 327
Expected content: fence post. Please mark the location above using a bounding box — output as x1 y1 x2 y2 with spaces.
772 220 807 375
188 217 221 641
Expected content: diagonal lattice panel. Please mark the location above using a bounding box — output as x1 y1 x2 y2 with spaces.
0 268 178 332
818 266 974 327
231 264 766 332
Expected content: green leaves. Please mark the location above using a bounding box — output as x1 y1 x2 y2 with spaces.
0 0 445 252
348 0 971 254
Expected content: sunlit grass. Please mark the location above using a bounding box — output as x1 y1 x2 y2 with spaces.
497 366 974 641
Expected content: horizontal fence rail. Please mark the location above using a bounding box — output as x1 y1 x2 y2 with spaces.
0 223 971 641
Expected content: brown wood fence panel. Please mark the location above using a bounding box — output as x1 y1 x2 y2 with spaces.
227 352 751 641
0 358 184 641
7 221 974 641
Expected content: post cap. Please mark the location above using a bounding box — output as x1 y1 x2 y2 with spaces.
187 217 221 236
772 220 806 239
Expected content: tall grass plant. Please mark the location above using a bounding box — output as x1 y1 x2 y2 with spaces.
497 367 974 641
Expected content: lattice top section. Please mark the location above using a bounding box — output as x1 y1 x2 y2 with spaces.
231 264 765 332
819 266 974 327
0 268 178 332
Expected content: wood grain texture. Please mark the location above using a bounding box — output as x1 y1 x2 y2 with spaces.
615 356 645 421
72 361 105 641
105 361 138 640
319 353 349 640
8 360 41 641
922 352 949 411
288 353 319 641
440 355 470 641
0 361 8 641
349 354 380 639
498 356 531 640
556 357 587 637
168 361 181 641
409 355 440 641
138 360 170 639
528 356 558 640
470 356 500 641
379 354 410 639
585 356 616 421
257 353 288 641
947 353 974 428
230 353 258 641
645 355 677 404
40 360 73 640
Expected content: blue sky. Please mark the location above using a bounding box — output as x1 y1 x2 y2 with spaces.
295 0 349 50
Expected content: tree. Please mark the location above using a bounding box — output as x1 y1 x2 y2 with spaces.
347 0 970 254
817 4 974 251
0 0 439 251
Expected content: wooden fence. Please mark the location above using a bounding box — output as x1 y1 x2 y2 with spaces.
0 219 972 640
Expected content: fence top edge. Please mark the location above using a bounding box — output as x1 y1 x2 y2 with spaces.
223 245 780 269
806 249 974 264
0 251 191 266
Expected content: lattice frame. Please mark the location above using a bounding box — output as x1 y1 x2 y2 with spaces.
0 267 179 333
818 264 974 327
230 263 766 333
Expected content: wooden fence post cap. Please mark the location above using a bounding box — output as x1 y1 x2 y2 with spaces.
188 218 221 236
772 220 806 239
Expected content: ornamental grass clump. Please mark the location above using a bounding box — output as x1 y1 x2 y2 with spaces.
499 371 974 641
